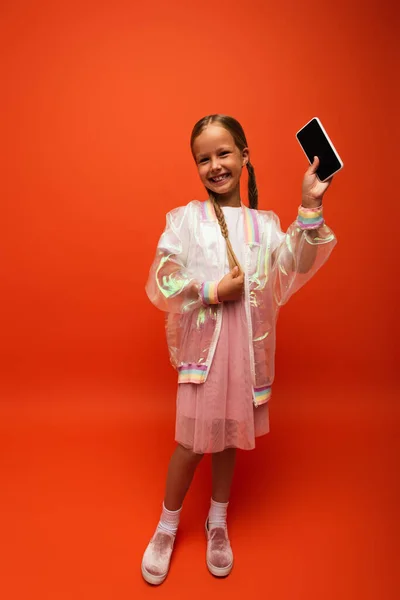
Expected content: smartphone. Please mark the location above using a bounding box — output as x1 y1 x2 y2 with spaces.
296 117 343 182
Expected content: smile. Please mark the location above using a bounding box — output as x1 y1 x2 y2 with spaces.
210 173 231 184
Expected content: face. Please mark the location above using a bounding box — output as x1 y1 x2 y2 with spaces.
192 124 248 196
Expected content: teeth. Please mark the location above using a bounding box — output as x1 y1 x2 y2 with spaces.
212 174 228 182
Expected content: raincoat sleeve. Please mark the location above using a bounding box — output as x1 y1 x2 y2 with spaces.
145 205 220 313
269 208 337 307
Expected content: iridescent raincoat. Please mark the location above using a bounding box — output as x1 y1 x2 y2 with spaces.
146 199 336 406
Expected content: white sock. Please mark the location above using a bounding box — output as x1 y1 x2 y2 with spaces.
208 498 229 528
156 503 182 537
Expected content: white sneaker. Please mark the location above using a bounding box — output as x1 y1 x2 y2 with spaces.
205 519 233 577
141 529 176 586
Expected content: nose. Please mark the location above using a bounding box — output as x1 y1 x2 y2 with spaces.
210 156 221 173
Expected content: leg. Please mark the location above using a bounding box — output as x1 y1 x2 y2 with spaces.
164 443 204 510
211 447 237 502
206 448 237 577
142 444 203 585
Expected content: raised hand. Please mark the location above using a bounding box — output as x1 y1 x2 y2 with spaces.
301 156 333 208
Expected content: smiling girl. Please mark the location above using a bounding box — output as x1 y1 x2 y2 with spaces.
141 114 336 584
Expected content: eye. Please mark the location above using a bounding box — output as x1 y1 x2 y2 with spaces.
199 157 209 164
220 151 230 156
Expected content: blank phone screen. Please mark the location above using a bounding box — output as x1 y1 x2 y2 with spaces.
297 119 342 181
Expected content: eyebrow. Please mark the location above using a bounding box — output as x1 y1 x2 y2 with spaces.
196 146 232 160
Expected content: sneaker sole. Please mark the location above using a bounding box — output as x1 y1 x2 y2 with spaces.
141 561 168 586
206 558 234 578
205 522 233 577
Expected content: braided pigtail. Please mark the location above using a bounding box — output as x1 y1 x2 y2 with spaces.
246 162 258 209
191 115 257 268
209 193 242 273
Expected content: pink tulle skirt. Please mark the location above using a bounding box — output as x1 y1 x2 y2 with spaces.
175 299 270 454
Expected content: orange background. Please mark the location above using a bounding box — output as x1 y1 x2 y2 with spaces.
1 1 398 599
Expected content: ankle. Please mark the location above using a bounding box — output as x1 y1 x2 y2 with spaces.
208 498 229 528
156 502 182 537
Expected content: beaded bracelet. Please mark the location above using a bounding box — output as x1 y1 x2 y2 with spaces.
297 204 324 230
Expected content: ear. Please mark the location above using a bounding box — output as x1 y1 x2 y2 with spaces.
242 147 249 166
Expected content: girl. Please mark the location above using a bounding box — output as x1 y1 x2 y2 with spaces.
142 114 336 584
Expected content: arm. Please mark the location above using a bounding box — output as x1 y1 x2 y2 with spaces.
145 205 220 314
271 212 336 306
271 157 337 306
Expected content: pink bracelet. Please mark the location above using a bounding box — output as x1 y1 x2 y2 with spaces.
200 281 220 306
297 204 324 230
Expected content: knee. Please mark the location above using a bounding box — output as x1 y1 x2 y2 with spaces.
178 444 204 464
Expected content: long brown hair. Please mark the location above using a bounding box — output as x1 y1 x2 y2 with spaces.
190 114 259 271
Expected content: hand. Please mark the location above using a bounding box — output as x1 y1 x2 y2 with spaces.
217 266 244 302
301 156 333 208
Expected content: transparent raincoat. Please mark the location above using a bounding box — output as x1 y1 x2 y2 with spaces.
146 199 336 406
